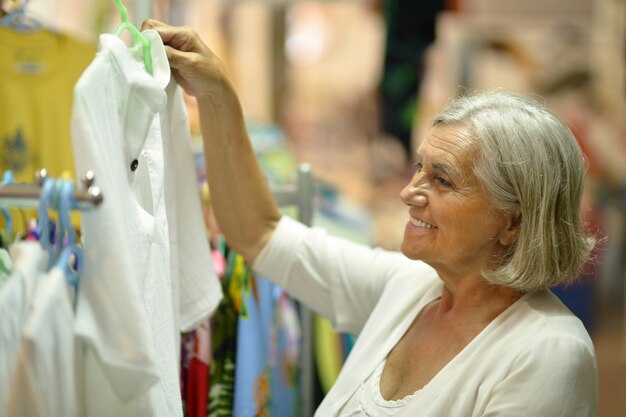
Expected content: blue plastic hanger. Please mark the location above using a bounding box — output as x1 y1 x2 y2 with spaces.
55 180 83 289
0 0 42 33
37 177 57 266
113 0 153 74
1 171 15 236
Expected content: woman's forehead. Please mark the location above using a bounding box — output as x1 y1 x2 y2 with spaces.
417 125 478 169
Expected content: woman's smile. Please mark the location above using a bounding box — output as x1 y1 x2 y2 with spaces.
408 216 437 229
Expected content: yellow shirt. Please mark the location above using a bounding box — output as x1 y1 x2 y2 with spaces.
0 27 96 232
0 26 96 182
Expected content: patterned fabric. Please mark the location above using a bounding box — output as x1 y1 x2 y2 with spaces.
233 272 301 417
183 321 212 417
233 272 270 417
208 250 243 417
270 287 300 417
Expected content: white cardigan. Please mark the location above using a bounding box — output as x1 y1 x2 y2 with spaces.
253 216 598 417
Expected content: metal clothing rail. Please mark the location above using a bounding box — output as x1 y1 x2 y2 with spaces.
0 170 104 210
271 163 314 226
270 163 315 417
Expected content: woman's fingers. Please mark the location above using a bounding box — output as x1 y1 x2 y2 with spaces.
140 18 163 31
142 19 204 53
163 45 194 70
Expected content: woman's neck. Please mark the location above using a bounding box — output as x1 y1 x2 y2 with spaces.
435 276 524 324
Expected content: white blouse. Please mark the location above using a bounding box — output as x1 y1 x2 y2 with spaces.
254 216 598 416
338 359 416 417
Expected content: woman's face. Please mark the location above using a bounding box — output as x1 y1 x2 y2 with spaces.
399 124 515 279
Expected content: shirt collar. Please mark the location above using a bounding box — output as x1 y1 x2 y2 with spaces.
98 29 170 113
97 30 171 161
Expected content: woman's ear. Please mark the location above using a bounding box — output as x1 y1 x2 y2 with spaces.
499 210 521 247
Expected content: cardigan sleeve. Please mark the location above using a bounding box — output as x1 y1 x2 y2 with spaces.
253 216 420 334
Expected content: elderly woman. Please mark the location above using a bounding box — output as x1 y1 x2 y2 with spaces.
143 21 598 416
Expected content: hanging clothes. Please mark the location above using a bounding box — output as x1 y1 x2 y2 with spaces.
0 242 46 413
208 251 241 417
0 248 13 286
70 30 222 417
3 267 79 417
180 317 212 417
380 0 445 157
313 314 344 395
233 266 269 417
0 26 95 181
232 267 301 417
267 279 300 417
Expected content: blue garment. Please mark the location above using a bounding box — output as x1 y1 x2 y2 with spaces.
233 272 268 417
233 274 300 417
270 284 299 417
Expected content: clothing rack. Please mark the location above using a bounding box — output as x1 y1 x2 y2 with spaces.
270 163 315 417
0 170 103 210
271 163 314 226
0 164 311 414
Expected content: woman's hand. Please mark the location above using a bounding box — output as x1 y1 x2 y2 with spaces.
141 19 232 100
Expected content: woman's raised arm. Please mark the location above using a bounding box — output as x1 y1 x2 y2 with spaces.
142 20 282 264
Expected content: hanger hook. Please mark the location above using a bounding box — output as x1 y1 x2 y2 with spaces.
113 0 129 25
112 0 153 74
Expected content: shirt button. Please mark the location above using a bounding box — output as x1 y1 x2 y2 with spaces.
130 159 139 171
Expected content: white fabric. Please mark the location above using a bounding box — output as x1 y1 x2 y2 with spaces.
339 359 411 416
71 30 222 417
0 242 46 413
0 248 13 286
253 216 599 417
4 268 78 417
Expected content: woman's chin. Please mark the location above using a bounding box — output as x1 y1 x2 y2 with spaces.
400 244 423 261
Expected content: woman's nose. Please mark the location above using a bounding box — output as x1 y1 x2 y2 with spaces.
400 183 428 207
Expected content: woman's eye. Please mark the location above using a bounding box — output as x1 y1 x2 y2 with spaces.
436 176 452 187
413 163 452 188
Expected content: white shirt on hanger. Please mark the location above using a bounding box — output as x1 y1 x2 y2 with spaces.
4 267 78 417
71 30 222 417
0 242 46 413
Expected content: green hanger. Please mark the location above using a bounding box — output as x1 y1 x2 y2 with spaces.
113 0 152 74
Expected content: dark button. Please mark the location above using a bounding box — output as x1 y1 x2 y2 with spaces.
130 159 139 171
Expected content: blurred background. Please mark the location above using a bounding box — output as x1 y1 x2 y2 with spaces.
2 0 624 415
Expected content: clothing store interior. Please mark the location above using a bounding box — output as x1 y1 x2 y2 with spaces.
0 0 624 416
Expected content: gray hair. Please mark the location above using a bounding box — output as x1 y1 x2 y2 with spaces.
433 91 595 292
